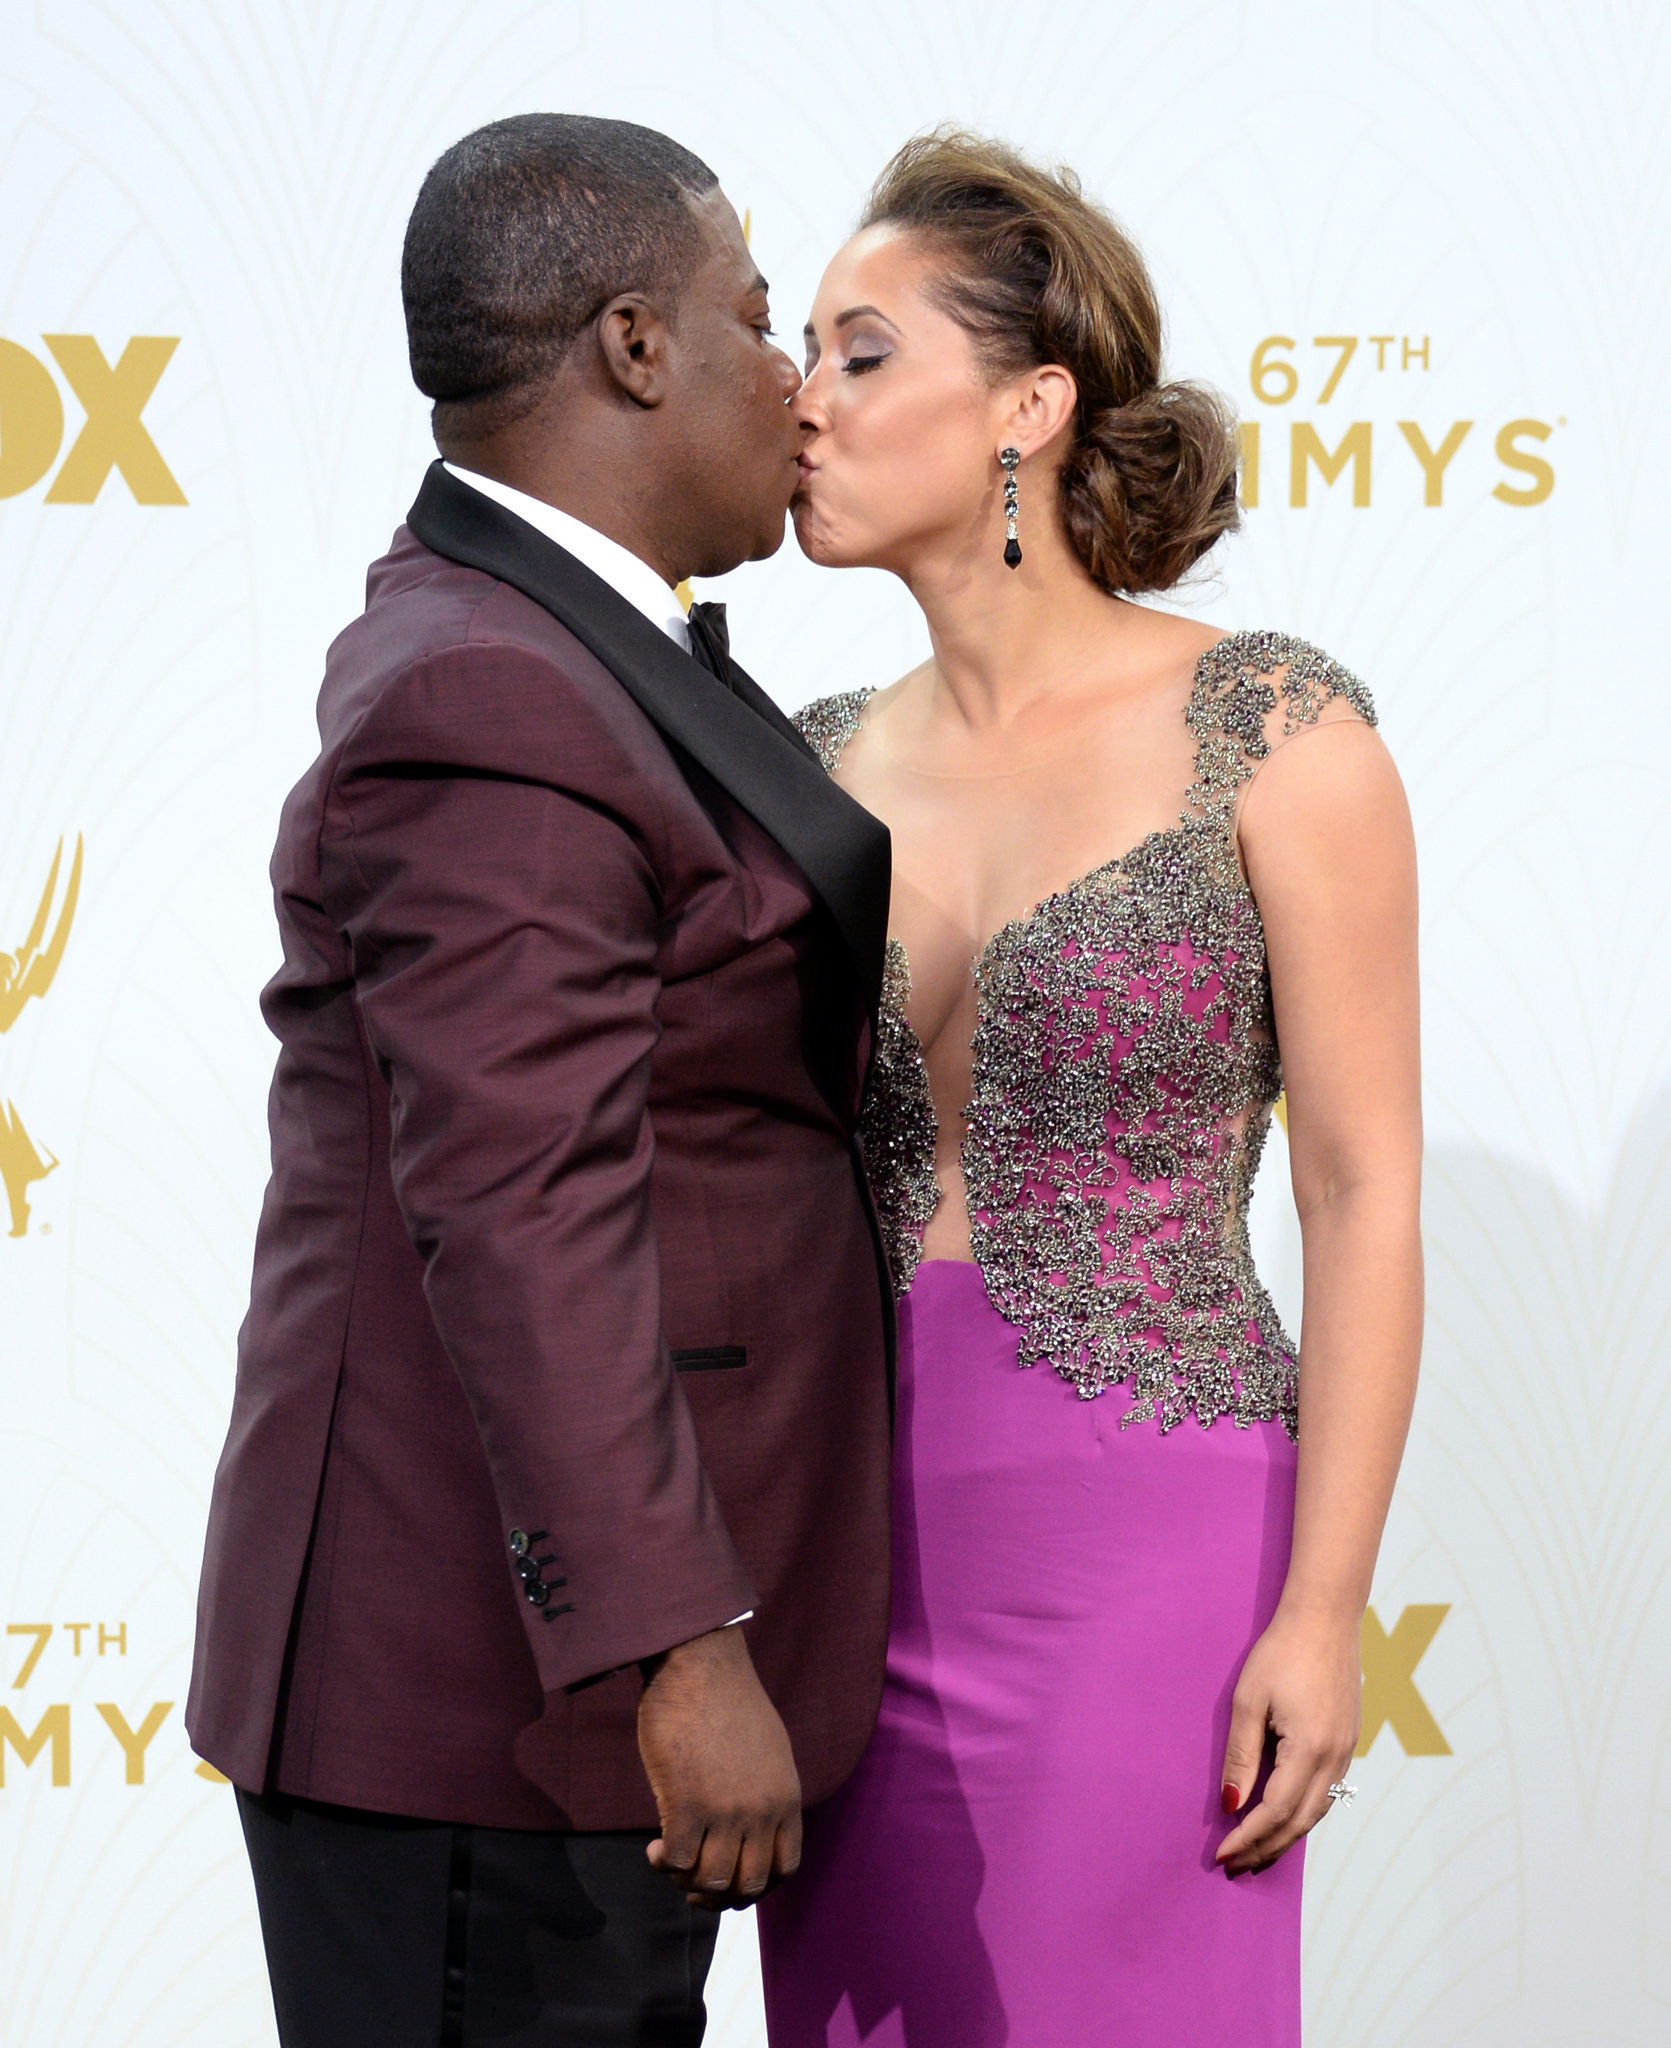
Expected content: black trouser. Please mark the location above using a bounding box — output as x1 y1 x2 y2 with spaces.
237 1789 720 2047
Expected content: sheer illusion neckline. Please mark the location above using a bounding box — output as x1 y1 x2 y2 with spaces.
832 643 1241 984
970 815 1224 976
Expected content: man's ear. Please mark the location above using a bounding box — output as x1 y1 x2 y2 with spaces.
596 293 672 408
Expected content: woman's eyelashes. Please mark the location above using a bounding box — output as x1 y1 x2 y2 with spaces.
801 328 891 376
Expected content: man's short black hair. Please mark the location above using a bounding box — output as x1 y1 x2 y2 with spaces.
402 113 720 441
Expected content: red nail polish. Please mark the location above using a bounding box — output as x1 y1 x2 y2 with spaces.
1221 1784 1241 1815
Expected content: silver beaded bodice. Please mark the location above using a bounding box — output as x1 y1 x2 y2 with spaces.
797 631 1375 1435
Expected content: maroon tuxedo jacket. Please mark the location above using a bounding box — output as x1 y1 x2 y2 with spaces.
187 463 894 1830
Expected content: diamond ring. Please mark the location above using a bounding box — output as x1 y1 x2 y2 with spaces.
1327 1781 1358 1808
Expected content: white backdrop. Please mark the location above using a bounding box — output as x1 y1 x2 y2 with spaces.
3 3 1668 2042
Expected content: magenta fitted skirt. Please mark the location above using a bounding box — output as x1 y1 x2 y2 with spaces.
758 1259 1302 2048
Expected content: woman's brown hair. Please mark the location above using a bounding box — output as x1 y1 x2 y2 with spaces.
860 129 1239 595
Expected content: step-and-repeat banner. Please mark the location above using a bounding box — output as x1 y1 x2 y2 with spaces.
2 3 1666 2042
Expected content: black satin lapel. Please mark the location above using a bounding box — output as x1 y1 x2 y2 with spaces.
406 463 889 1017
725 658 822 763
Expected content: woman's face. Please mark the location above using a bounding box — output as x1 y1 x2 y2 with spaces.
793 227 1017 575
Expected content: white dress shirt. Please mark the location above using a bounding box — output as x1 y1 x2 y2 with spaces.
440 465 747 1630
441 462 690 652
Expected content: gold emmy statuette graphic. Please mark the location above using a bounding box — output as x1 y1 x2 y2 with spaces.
0 835 83 1236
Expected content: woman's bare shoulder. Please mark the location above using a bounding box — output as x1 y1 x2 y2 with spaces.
871 657 935 714
1138 606 1231 661
792 659 933 773
1101 601 1229 671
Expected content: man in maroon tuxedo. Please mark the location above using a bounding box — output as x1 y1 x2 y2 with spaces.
187 114 893 2046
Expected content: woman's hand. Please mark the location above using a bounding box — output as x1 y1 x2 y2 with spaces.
1215 1605 1361 1876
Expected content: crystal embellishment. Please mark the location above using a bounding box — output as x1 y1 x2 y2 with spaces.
794 632 1376 1437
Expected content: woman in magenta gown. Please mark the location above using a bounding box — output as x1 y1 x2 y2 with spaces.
758 134 1423 2047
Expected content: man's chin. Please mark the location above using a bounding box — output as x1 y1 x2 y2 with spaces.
731 508 791 568
749 511 791 562
684 511 787 579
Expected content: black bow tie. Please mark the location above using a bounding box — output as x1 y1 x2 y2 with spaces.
685 600 734 691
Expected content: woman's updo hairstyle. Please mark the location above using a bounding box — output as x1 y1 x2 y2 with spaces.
860 129 1240 595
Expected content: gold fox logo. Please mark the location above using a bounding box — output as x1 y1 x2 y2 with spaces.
0 836 82 1237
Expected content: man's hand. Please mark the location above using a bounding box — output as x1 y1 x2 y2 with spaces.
638 1626 802 1910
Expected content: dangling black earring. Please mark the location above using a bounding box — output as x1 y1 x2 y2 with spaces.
1000 448 1022 569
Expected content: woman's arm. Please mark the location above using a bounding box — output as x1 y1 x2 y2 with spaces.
1216 711 1423 1874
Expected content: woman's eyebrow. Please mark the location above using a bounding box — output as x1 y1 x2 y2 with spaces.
804 304 903 339
833 304 900 331
806 303 909 339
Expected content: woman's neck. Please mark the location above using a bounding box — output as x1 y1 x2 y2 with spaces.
900 514 1147 732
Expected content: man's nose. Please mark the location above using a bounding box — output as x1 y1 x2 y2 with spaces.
774 346 803 402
